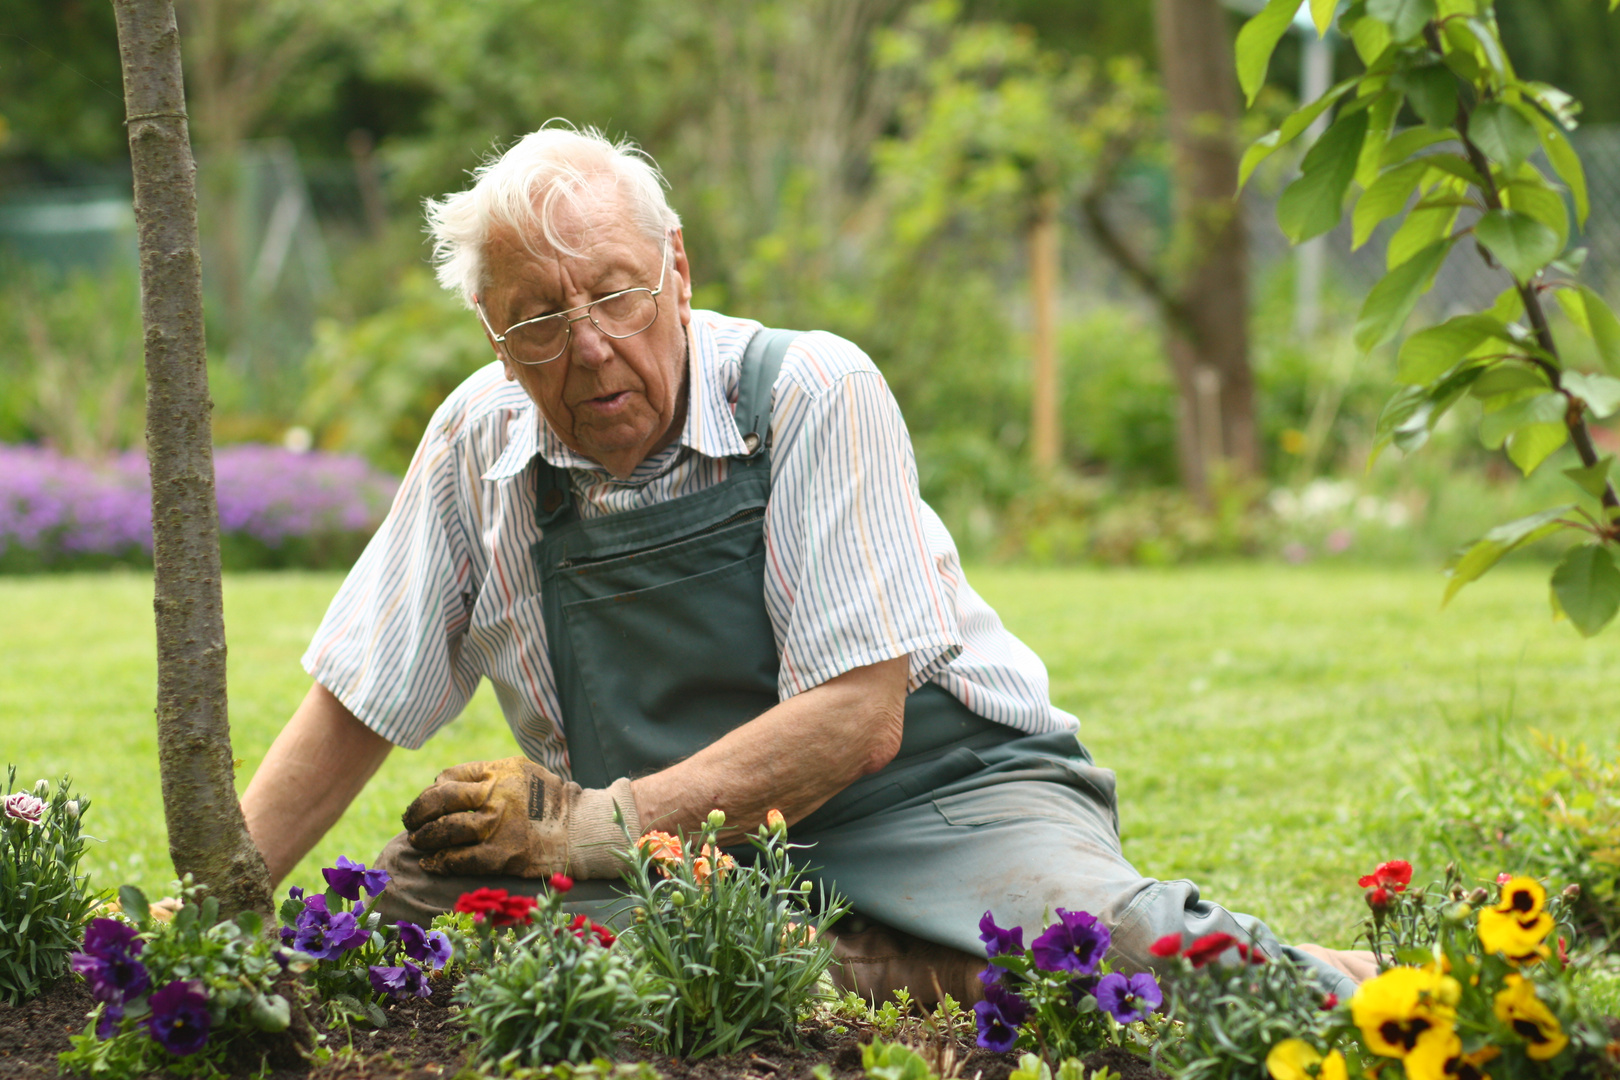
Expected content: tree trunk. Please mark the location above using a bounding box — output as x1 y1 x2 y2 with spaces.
1029 190 1061 470
111 0 273 919
1153 0 1257 504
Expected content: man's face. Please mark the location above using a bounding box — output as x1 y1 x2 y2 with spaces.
478 191 693 478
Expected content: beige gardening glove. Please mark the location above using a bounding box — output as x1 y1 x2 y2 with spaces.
401 757 641 880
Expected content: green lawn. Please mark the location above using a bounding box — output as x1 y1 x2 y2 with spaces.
2 565 1615 950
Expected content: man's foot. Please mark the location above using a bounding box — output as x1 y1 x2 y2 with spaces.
1293 943 1378 984
826 917 988 1008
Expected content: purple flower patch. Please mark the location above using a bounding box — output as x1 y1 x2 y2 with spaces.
142 980 211 1056
978 911 1024 958
95 1002 125 1039
1094 971 1163 1024
322 856 391 902
396 922 452 970
368 960 430 999
70 918 150 1004
973 983 1028 1052
1030 908 1110 976
291 895 369 959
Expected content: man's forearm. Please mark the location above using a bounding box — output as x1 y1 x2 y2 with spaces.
241 681 393 886
630 655 908 839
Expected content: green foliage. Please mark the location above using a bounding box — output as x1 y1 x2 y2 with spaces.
474 1058 663 1080
455 898 655 1068
622 812 847 1058
1148 952 1336 1080
1240 0 1620 633
0 767 98 1005
1402 730 1620 944
1009 1053 1120 1080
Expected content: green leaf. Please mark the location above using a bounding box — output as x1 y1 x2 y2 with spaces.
1443 505 1573 603
118 885 150 928
1396 313 1510 384
1238 131 1282 191
1387 200 1461 270
1551 544 1620 636
1368 0 1437 40
1562 456 1614 499
1468 101 1539 171
1239 77 1363 189
1474 209 1561 282
1237 0 1307 106
1381 127 1455 166
1553 285 1620 374
1479 391 1565 448
1469 363 1549 397
1393 63 1458 127
1310 0 1337 35
250 993 292 1033
1356 92 1401 188
1278 110 1371 243
234 910 264 937
1354 158 1429 249
1519 80 1580 129
1347 14 1393 66
1562 372 1620 418
1421 153 1486 188
1502 175 1570 252
1507 423 1569 474
1486 284 1526 324
1527 113 1589 228
1355 236 1457 351
1463 17 1511 81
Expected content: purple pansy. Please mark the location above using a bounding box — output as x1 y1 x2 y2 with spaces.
1030 908 1111 976
396 922 452 970
1093 971 1163 1024
142 980 211 1056
368 959 431 998
96 1002 125 1039
291 895 369 959
978 911 1024 958
70 918 150 1004
288 885 304 901
973 982 1028 1053
322 856 391 902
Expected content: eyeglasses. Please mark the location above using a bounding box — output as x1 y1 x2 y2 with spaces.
475 233 670 366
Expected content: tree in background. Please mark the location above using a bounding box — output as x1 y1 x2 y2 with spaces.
110 0 272 916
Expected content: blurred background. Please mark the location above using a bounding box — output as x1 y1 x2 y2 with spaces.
5 0 1620 572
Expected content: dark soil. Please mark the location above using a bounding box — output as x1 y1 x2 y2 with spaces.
0 979 1167 1080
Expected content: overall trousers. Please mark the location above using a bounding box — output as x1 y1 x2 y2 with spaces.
371 329 1354 1001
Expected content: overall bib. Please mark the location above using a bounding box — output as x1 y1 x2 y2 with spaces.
371 327 1354 998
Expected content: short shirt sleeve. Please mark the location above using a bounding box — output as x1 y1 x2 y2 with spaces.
301 417 483 749
764 336 964 697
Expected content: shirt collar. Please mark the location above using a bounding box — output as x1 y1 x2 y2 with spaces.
480 313 751 484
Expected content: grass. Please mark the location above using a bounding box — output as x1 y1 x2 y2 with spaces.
3 564 1618 951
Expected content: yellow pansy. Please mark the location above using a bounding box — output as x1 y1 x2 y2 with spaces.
1401 1025 1462 1080
1477 876 1553 963
1493 974 1569 1061
1265 1039 1347 1080
1350 965 1460 1059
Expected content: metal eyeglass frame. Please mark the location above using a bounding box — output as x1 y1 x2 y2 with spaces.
474 232 671 366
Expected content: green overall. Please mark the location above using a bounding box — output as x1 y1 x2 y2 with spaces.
371 328 1353 997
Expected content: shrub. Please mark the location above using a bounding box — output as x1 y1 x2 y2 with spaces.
624 810 846 1058
0 767 98 1005
456 876 655 1066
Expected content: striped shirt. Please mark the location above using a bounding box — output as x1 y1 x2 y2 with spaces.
303 310 1078 778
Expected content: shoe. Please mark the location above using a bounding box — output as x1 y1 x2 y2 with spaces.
826 916 988 1008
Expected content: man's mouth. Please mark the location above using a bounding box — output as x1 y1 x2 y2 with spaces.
579 390 632 411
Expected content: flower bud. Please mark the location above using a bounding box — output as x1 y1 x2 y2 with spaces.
548 873 573 894
34 779 49 796
706 809 727 830
1366 886 1392 915
1444 861 1457 878
671 890 687 908
1563 883 1582 901
1446 902 1473 922
63 800 79 820
766 808 787 836
1411 887 1426 902
1467 887 1488 906
800 881 814 893
1450 885 1464 901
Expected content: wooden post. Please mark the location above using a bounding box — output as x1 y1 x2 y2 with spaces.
1029 189 1061 470
111 0 273 918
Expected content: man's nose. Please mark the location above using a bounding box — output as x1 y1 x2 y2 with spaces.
567 314 615 368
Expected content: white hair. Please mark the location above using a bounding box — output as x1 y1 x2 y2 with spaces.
424 123 681 308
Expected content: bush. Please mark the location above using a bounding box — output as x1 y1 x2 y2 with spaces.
0 767 98 1005
0 443 397 572
456 880 655 1067
624 811 846 1058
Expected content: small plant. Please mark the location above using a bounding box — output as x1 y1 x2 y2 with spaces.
1147 930 1336 1080
276 855 454 1027
0 767 99 1005
623 808 847 1058
456 874 656 1066
975 909 1164 1063
58 877 295 1078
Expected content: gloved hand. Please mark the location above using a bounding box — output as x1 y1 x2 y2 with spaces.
401 757 641 880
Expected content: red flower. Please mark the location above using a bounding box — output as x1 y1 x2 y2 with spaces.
453 888 536 927
549 873 574 894
1182 932 1238 968
1356 860 1412 892
1149 934 1183 958
564 914 617 947
1558 936 1570 965
1365 886 1392 913
1321 993 1339 1010
1235 942 1267 964
1497 872 1514 885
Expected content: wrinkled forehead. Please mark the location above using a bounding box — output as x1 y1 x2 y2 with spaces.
485 186 659 289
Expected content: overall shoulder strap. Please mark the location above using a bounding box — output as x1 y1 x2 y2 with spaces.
735 327 800 457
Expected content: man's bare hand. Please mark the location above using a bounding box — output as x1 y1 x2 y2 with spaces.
1293 943 1378 985
402 757 640 879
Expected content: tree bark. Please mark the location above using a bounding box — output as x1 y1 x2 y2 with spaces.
1153 0 1257 504
111 0 272 918
1029 190 1062 470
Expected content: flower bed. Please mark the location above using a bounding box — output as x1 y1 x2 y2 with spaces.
0 444 397 572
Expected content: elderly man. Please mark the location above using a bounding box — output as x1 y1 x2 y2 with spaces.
240 126 1371 1001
